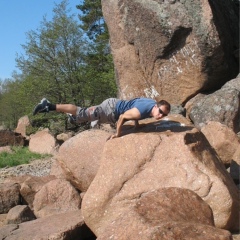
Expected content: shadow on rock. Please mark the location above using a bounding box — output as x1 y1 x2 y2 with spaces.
121 119 194 137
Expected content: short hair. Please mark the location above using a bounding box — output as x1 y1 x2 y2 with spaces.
157 100 171 112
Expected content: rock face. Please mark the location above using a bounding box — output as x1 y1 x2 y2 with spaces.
56 129 111 192
102 0 239 104
82 129 239 236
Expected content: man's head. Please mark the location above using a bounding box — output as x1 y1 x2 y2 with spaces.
152 100 171 120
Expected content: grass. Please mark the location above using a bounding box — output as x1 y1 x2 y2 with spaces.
0 146 50 168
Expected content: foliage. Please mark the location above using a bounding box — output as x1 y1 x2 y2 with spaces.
0 146 50 168
77 0 108 41
16 0 89 104
76 0 116 106
0 74 30 129
26 113 66 136
0 0 117 131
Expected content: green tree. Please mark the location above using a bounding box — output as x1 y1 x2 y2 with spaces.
76 0 117 105
77 0 108 41
0 0 117 130
0 74 28 128
16 0 89 105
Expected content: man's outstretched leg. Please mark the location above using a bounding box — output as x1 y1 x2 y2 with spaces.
33 98 77 115
33 98 100 125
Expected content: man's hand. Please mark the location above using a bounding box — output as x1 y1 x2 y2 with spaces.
115 108 141 137
106 133 119 141
107 108 141 141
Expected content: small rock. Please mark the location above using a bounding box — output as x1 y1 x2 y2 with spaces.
0 183 20 214
6 205 36 224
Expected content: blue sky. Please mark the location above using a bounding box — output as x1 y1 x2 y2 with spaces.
0 0 82 80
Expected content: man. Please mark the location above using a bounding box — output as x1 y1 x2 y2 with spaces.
33 97 171 139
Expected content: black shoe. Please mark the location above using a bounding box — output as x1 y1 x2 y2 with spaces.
67 113 77 124
33 98 50 115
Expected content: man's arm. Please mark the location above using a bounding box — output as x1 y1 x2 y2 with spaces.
109 107 141 140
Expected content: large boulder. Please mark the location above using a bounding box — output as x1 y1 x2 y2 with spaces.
29 129 57 155
189 76 240 133
97 188 232 240
0 210 96 240
82 128 239 237
56 129 111 192
102 0 239 104
33 179 81 218
201 121 240 165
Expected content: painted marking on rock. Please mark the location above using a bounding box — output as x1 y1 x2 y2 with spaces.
158 38 201 79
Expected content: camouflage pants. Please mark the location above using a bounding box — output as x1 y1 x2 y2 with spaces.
76 98 119 124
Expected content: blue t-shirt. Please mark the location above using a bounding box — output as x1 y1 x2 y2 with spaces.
115 98 156 120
